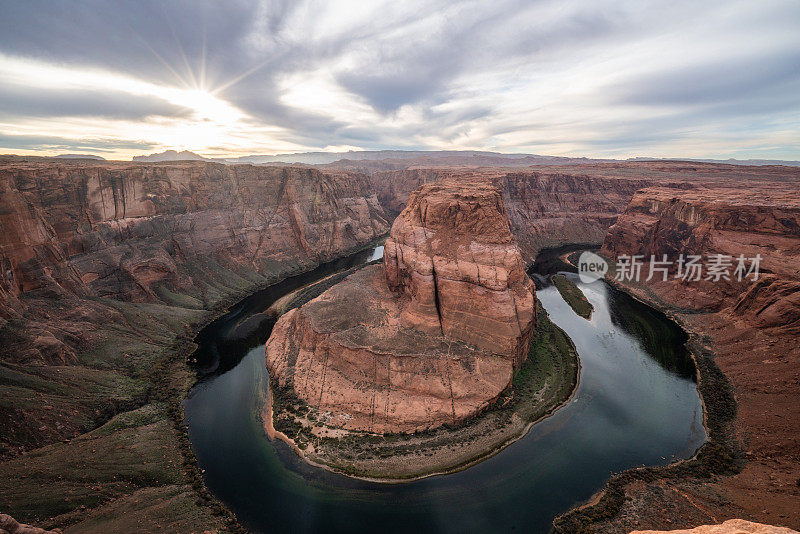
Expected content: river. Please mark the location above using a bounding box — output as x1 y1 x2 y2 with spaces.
184 245 705 533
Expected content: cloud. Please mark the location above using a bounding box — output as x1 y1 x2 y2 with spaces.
0 85 191 120
0 133 157 153
617 51 800 108
0 0 798 159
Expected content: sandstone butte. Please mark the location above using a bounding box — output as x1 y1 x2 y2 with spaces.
265 179 536 433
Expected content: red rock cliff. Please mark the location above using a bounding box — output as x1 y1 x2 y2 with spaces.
601 186 800 330
0 160 389 362
369 168 651 262
266 179 536 433
383 180 535 367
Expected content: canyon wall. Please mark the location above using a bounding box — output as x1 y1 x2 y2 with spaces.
266 180 536 433
0 160 389 363
601 186 800 330
583 180 800 531
363 161 799 265
0 159 389 458
0 159 389 531
369 168 651 262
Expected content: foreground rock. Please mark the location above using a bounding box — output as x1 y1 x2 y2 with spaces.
631 519 799 533
266 180 536 433
0 514 61 534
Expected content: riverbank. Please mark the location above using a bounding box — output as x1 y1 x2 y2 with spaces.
553 254 748 533
264 300 580 481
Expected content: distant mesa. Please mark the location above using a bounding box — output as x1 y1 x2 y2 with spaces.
54 153 106 160
132 149 207 162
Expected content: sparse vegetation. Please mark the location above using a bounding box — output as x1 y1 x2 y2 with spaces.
267 302 580 480
551 274 593 319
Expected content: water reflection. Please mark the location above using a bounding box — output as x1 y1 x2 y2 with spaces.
185 247 705 534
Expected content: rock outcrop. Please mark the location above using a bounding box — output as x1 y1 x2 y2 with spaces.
0 514 61 534
0 159 389 452
582 180 800 531
383 181 535 366
601 186 800 328
631 519 799 534
363 161 799 264
367 168 653 262
266 180 536 433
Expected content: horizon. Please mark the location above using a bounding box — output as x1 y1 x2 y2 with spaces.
1 1 798 161
4 147 800 165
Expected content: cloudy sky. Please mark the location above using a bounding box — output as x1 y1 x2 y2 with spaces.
1 0 798 160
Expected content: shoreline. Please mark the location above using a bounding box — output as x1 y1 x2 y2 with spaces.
262 349 583 484
261 304 582 484
171 237 389 530
552 252 739 532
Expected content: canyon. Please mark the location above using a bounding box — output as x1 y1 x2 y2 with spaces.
0 159 389 532
558 181 800 531
1 155 798 532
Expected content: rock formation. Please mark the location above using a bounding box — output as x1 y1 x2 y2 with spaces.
383 181 535 366
0 158 389 452
601 186 800 328
0 514 61 534
360 161 798 264
266 179 536 433
366 167 655 262
581 181 800 531
631 519 798 534
0 160 389 361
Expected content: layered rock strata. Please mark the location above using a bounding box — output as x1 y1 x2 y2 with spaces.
0 160 389 363
601 186 800 328
266 180 536 433
0 159 389 456
361 161 799 264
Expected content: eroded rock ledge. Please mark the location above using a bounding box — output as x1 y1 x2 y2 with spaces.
266 180 537 434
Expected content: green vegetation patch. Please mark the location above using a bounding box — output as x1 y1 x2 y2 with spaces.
551 274 593 319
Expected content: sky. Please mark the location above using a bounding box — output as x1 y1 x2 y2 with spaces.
0 0 798 160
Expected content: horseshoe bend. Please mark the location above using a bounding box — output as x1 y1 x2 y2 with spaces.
2 4 800 529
